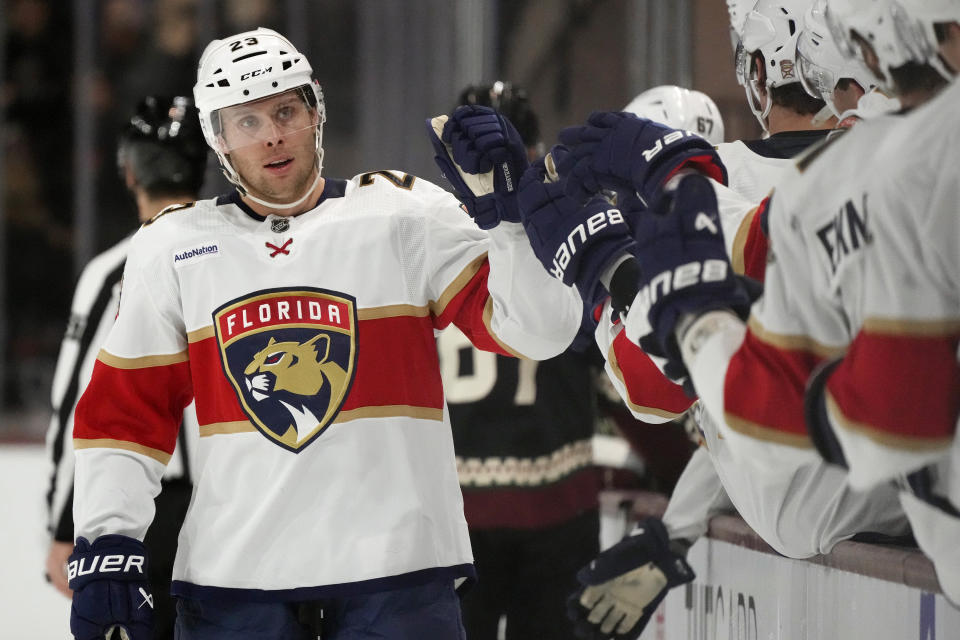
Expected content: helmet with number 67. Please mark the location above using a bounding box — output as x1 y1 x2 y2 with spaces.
193 27 326 210
623 85 725 145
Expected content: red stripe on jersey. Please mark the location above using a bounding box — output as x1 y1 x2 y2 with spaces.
433 260 514 357
827 331 960 444
189 338 248 425
724 327 823 443
742 199 770 282
189 314 445 423
612 331 695 416
461 467 600 529
342 314 444 411
74 359 192 454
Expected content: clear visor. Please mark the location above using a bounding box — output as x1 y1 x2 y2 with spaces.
734 40 750 87
797 46 836 100
213 86 319 154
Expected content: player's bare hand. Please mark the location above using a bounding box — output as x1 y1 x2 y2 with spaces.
46 541 74 598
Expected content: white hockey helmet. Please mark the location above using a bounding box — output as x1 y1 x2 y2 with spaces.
797 0 878 117
193 27 326 209
737 0 817 128
823 0 926 92
623 85 726 145
727 0 757 51
890 0 960 77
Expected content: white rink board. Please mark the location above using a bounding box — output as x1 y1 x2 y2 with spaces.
640 537 959 640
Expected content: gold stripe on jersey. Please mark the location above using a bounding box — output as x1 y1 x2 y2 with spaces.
97 349 189 369
723 413 812 449
358 305 430 320
199 421 257 437
747 316 846 359
826 393 955 451
482 298 525 359
861 317 960 337
429 253 487 318
198 408 444 437
187 326 216 342
731 205 761 275
74 438 172 464
333 405 443 423
606 342 686 420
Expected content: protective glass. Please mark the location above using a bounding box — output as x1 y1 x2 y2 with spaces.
213 86 319 153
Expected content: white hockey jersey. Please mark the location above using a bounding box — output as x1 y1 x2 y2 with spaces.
72 172 581 601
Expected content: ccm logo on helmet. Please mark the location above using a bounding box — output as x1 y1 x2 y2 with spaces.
241 67 273 81
635 260 729 313
67 554 146 580
550 208 626 281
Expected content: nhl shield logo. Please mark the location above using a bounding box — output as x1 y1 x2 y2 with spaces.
213 287 358 452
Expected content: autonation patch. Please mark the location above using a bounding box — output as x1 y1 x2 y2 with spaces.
173 243 221 266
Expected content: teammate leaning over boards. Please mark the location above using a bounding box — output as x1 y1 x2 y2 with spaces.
613 0 960 607
66 28 581 640
45 96 206 640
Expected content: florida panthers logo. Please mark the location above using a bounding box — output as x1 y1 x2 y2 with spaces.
214 287 358 452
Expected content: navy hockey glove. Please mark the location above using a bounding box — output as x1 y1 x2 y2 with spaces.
426 104 529 229
69 535 153 640
518 148 635 308
626 173 758 387
557 111 727 206
567 518 694 640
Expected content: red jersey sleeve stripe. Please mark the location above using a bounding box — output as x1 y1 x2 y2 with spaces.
73 358 192 455
724 320 825 448
433 258 516 358
609 331 694 418
430 253 487 319
826 329 960 448
731 199 770 281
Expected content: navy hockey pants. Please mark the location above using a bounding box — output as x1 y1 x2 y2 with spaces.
174 578 466 639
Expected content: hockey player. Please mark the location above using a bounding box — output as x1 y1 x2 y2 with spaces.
608 0 960 609
66 28 582 640
44 95 206 640
623 85 726 146
438 81 602 640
